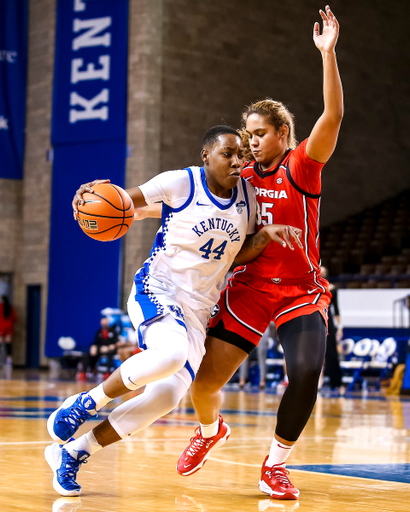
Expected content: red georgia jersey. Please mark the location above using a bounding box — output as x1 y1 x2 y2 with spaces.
241 138 325 282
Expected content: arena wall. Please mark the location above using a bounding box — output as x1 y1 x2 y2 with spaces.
0 0 409 365
159 0 410 226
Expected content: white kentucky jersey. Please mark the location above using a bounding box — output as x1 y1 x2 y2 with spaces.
136 166 256 312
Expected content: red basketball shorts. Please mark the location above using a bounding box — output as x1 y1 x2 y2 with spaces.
207 276 331 351
0 324 13 337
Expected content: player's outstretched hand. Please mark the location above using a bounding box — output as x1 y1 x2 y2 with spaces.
313 5 339 53
72 179 110 220
262 225 303 251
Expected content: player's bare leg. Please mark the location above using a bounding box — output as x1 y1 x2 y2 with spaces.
93 419 122 447
102 366 133 398
177 336 247 476
191 336 247 423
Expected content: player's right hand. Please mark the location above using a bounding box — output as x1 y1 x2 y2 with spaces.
72 179 110 220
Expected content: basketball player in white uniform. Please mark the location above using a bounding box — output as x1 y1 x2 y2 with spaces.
45 125 302 497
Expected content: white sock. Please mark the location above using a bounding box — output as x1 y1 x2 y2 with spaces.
88 383 113 411
200 418 219 438
65 430 102 459
266 439 294 466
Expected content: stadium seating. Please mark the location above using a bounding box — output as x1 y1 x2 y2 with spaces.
321 189 410 288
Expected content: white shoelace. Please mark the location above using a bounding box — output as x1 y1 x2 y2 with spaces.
265 466 291 487
186 435 207 457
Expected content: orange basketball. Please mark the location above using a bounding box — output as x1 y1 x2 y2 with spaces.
77 183 134 241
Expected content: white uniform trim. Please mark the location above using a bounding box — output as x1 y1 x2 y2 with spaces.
274 293 322 321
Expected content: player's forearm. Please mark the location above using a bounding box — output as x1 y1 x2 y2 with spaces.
322 50 344 123
134 203 162 219
126 186 149 209
234 230 271 265
125 186 162 218
306 50 343 162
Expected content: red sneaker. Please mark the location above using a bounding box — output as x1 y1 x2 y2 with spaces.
259 456 300 500
176 415 230 476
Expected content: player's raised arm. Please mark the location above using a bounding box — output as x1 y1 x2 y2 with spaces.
306 5 343 164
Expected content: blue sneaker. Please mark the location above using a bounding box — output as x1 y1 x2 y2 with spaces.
44 442 89 497
47 392 98 444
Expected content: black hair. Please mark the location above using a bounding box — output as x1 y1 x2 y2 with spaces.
2 296 11 318
202 125 240 149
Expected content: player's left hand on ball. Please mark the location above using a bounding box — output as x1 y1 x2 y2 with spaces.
265 225 303 250
72 179 110 220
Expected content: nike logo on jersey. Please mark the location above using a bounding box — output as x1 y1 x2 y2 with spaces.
255 187 288 199
307 288 320 294
196 201 210 206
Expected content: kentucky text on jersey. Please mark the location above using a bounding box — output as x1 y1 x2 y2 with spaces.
192 218 241 242
255 187 288 199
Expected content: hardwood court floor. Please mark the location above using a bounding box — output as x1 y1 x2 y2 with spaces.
0 369 409 512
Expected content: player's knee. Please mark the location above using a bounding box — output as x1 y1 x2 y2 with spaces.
191 373 221 396
158 382 184 410
290 364 321 390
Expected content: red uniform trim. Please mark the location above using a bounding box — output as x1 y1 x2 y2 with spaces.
208 275 330 348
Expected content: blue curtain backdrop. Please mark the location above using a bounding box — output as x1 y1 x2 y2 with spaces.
0 0 28 179
46 0 129 357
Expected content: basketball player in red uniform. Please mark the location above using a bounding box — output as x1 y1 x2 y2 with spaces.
176 6 343 500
